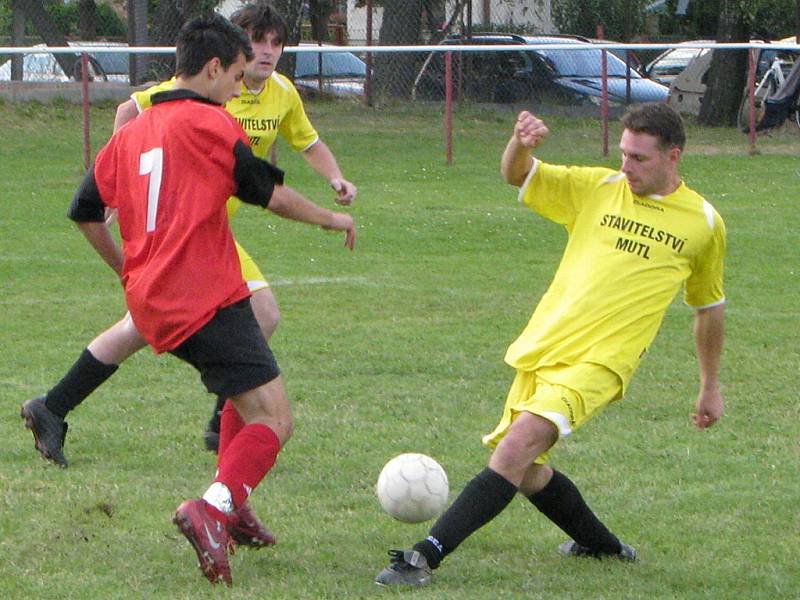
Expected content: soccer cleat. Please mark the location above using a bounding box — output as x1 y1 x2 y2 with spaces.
558 539 637 561
173 499 233 585
374 549 432 587
20 396 68 467
226 502 276 548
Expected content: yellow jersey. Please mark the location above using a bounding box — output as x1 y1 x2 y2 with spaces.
131 72 319 216
506 160 726 393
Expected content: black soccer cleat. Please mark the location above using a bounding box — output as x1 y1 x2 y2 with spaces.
558 539 637 561
20 396 69 467
374 549 432 587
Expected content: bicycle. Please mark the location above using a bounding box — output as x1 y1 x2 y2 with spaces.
737 54 800 131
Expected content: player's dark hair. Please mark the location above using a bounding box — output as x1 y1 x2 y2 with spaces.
175 13 254 78
621 103 686 151
230 2 288 46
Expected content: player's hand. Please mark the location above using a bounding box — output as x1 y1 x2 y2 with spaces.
323 212 356 250
515 111 549 149
691 388 724 430
331 178 357 206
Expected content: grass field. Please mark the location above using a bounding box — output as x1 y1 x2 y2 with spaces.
1 97 798 599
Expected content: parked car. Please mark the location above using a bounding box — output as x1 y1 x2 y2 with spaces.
0 42 129 82
413 33 668 105
667 38 799 116
291 45 365 98
644 41 712 85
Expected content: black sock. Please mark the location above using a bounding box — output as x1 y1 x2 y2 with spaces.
208 395 226 432
44 349 119 419
413 467 517 569
528 469 621 555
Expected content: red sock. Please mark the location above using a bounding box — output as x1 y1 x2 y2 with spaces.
215 423 281 508
218 399 245 462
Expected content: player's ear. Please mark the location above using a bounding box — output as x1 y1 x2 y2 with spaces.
205 56 223 80
667 146 682 165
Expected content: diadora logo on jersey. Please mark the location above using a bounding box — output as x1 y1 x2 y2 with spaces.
239 97 262 105
633 198 665 212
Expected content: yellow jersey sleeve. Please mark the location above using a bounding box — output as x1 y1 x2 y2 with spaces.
130 78 177 112
277 78 319 152
520 161 617 229
684 203 726 308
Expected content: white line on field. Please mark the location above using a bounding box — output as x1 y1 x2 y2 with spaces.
269 276 369 286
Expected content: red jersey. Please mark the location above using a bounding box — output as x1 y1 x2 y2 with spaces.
71 90 283 352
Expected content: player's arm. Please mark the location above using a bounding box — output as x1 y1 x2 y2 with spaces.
268 185 356 250
501 111 549 186
691 304 725 430
302 140 357 206
233 140 356 249
67 169 124 276
113 99 139 133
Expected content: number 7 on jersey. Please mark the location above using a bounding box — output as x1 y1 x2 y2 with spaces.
139 148 163 232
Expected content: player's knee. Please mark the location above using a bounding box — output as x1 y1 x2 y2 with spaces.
492 417 556 475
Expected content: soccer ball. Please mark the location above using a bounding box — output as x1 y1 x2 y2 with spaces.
376 453 449 523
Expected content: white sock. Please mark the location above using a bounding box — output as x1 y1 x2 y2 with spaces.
202 482 234 514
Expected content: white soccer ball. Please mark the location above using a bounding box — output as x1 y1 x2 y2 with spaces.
376 453 449 523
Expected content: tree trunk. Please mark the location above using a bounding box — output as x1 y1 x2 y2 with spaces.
698 0 749 126
423 0 446 41
309 0 336 42
374 0 423 98
78 0 97 40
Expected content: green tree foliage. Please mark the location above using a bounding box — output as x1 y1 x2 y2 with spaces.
657 0 797 40
552 0 648 40
0 0 125 39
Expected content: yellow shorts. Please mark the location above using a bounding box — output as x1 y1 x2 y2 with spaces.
482 363 622 464
235 241 269 292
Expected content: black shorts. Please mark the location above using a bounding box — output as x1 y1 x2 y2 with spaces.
169 299 280 398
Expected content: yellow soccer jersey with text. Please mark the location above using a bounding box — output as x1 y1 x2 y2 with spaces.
131 73 318 216
506 160 726 393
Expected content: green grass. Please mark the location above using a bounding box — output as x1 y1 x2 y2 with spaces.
1 99 798 599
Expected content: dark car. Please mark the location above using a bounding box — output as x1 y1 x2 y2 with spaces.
414 33 668 105
292 46 366 97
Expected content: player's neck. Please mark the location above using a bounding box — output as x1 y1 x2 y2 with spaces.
243 74 267 94
657 173 682 196
173 75 215 101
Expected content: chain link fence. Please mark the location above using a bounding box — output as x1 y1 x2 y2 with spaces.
1 1 799 135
